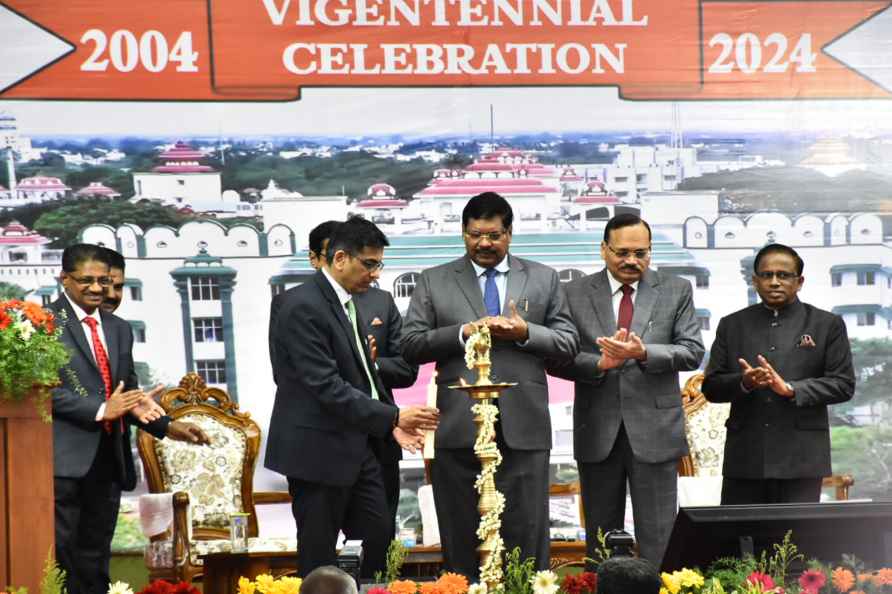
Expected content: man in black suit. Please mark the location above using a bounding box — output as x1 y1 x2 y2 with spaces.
268 221 420 541
52 244 209 594
702 243 854 504
265 217 437 578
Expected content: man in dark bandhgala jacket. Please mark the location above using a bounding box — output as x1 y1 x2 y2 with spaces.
702 243 854 505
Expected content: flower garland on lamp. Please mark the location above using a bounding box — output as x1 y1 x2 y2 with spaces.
451 323 515 592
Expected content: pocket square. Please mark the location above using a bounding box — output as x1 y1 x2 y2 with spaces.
370 317 384 327
796 334 816 348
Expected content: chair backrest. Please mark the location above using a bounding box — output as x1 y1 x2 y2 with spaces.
137 372 262 541
679 373 730 478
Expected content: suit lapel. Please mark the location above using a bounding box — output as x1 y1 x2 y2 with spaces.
454 257 486 319
589 270 617 336
57 297 100 374
502 255 528 316
102 312 120 383
631 269 659 338
314 273 382 399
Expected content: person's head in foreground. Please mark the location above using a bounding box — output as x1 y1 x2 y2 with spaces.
597 556 661 594
299 565 358 594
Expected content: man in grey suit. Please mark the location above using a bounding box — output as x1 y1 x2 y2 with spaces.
548 214 704 566
402 192 579 578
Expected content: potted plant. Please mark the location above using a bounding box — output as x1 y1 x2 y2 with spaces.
0 299 69 420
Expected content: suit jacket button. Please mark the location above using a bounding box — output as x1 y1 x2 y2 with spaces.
769 346 776 351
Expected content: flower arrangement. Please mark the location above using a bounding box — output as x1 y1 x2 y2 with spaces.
237 574 303 594
367 572 470 594
0 299 69 420
104 580 200 594
560 571 597 594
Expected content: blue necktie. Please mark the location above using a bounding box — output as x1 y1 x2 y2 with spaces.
483 268 500 316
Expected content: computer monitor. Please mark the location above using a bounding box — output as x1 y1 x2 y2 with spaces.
662 502 892 571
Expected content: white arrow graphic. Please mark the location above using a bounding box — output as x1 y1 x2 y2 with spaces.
824 5 892 94
0 3 74 94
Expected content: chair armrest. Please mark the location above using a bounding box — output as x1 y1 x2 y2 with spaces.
172 491 191 568
253 491 293 505
822 474 854 501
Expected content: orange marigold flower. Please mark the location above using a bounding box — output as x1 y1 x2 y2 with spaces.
832 568 856 593
389 580 418 594
436 573 469 594
857 574 872 584
419 582 443 594
849 590 864 594
876 569 892 586
0 310 10 330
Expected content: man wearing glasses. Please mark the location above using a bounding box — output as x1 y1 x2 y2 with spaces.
52 244 209 594
266 217 438 579
402 192 579 578
548 213 704 566
702 243 854 504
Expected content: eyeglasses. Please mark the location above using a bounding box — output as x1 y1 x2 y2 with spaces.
464 229 507 243
755 271 799 281
606 245 651 260
68 275 111 287
357 258 384 272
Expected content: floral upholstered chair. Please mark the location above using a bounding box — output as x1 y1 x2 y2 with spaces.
136 372 294 583
677 373 853 505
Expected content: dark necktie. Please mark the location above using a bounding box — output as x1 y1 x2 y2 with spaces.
83 316 114 433
483 268 500 316
617 284 634 331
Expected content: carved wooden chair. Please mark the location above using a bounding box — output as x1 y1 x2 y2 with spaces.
678 372 854 502
137 372 293 583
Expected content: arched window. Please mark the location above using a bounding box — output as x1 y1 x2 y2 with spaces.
394 272 421 299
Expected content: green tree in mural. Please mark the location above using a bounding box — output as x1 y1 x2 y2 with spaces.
0 282 27 300
33 199 194 248
829 338 892 500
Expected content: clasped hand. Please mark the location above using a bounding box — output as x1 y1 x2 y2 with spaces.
738 355 794 398
392 405 439 453
462 300 528 342
595 328 647 371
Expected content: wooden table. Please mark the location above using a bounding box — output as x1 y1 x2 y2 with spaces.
202 541 587 593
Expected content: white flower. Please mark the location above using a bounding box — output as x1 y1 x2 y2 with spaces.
531 570 560 594
468 583 488 594
15 319 34 341
108 581 134 594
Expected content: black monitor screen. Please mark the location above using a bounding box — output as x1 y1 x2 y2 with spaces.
662 502 892 571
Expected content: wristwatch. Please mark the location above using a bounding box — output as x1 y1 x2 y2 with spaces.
784 382 795 396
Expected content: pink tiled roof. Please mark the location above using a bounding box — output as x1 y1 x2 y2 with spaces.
356 199 408 208
76 182 121 197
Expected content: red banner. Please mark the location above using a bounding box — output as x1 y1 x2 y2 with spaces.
2 0 890 101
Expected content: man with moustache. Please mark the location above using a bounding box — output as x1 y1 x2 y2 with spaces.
52 244 209 594
702 243 854 505
100 247 126 314
266 217 438 578
268 220 420 541
402 192 579 578
548 213 704 565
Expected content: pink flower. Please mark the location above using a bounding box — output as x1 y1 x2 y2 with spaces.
747 572 776 592
367 588 392 594
799 569 827 594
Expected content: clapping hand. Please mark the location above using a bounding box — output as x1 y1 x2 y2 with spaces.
130 384 166 424
596 329 647 367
